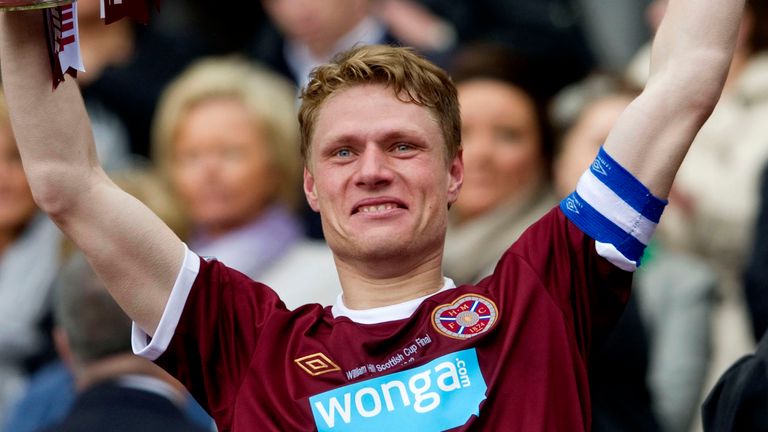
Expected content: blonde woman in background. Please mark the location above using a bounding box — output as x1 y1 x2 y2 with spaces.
153 57 339 308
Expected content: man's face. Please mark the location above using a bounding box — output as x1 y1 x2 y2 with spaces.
304 84 463 267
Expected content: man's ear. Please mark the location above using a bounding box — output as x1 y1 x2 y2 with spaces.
303 166 320 212
447 149 464 204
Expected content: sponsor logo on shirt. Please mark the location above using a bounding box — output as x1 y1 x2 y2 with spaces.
295 352 342 377
431 295 499 340
310 348 487 431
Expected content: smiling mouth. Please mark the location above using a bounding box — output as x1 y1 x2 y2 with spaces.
353 202 407 215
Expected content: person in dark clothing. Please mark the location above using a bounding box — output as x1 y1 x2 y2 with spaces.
744 167 768 340
39 253 211 432
702 329 768 432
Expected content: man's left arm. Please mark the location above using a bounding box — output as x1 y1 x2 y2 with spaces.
603 0 745 198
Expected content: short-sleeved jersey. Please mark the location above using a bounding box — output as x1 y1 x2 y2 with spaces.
137 208 631 431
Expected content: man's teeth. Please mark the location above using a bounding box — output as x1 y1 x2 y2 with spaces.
359 203 397 213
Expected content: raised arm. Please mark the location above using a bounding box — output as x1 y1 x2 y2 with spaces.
603 0 745 198
0 11 183 336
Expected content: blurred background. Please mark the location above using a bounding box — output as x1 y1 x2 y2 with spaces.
3 0 768 431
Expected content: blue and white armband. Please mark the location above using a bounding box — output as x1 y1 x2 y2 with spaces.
560 147 667 272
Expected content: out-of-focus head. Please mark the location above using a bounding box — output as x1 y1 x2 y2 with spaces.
300 45 461 166
0 91 37 239
449 44 555 223
53 253 132 364
153 57 300 235
261 0 368 51
555 93 634 199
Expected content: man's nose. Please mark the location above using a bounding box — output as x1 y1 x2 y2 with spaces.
355 146 394 188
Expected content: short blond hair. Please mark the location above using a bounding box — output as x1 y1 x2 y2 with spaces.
152 57 301 208
299 45 461 164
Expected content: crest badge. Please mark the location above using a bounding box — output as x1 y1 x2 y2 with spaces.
432 294 499 340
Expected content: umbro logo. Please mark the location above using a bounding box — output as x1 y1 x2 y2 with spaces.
295 352 341 377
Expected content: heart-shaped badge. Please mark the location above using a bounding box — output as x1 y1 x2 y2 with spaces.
431 294 499 340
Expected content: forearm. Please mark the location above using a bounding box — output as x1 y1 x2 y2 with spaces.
603 0 745 198
650 0 744 81
0 10 98 213
1 10 184 337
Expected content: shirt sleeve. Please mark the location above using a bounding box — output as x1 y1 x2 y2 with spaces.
560 147 667 271
507 208 634 354
133 244 287 423
132 244 200 361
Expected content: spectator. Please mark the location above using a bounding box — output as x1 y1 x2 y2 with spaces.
4 168 207 432
37 251 211 432
702 329 768 432
0 90 61 426
250 0 398 90
152 57 339 307
443 45 558 285
744 167 768 340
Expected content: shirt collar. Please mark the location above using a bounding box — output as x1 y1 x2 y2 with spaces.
331 277 456 324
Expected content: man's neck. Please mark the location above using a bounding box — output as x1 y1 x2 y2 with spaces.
335 249 445 310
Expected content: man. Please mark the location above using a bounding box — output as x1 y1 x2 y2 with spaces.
253 0 397 89
0 0 744 430
39 252 211 432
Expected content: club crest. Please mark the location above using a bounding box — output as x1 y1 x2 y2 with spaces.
431 294 499 340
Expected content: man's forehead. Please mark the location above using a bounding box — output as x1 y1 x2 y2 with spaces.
312 84 441 145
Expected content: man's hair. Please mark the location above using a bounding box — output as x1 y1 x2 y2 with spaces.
298 45 461 164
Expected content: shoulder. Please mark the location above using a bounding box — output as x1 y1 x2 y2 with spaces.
260 241 340 309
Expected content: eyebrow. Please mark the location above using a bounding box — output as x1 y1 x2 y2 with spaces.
324 128 428 148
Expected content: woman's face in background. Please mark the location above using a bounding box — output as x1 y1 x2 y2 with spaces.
453 79 544 223
554 94 633 198
0 124 37 237
171 98 278 235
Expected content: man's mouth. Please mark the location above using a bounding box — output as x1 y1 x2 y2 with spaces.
357 203 398 213
352 198 407 215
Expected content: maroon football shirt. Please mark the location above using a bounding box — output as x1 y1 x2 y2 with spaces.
149 208 631 431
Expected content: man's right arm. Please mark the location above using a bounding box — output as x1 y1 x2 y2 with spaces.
0 10 183 336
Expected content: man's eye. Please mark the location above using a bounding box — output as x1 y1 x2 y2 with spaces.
336 148 352 158
394 143 413 152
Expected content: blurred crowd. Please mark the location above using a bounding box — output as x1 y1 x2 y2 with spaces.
1 0 767 431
